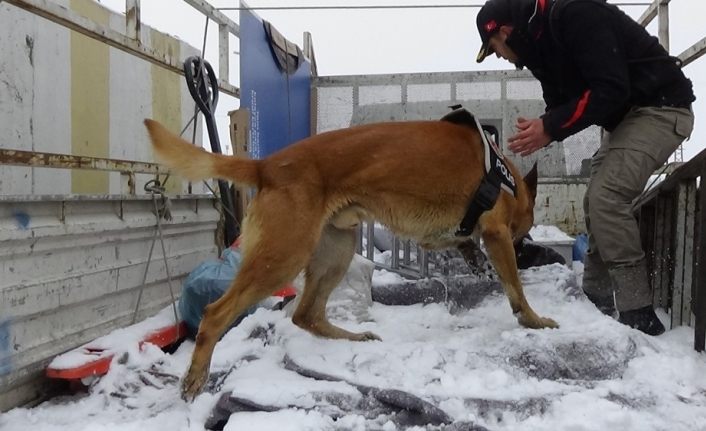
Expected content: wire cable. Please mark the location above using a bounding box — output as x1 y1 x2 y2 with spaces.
217 2 651 11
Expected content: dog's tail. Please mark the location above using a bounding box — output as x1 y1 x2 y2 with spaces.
144 119 259 187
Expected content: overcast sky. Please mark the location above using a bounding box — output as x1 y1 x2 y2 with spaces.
100 0 706 161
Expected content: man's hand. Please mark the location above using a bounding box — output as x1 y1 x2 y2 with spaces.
508 117 552 156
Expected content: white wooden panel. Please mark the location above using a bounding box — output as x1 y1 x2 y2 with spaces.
0 3 35 195
1 2 209 197
31 0 71 195
0 195 218 409
107 12 153 195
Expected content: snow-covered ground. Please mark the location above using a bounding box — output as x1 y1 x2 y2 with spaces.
2 261 705 431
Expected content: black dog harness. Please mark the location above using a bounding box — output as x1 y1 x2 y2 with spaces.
440 106 517 237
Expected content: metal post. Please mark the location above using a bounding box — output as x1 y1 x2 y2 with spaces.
403 240 411 266
366 222 375 261
391 238 400 270
420 248 429 278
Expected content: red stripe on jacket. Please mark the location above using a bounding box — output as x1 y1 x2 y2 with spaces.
561 90 592 129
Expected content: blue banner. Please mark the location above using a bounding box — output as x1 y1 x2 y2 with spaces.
240 7 311 159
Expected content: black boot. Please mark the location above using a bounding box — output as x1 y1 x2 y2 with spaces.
583 290 615 316
618 306 666 336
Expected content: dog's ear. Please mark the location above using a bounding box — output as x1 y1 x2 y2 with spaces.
524 162 538 199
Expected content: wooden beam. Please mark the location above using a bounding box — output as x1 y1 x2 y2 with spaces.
182 0 239 36
219 24 230 84
657 0 669 52
672 182 688 328
678 36 706 68
696 168 706 351
126 0 140 40
634 148 706 208
638 0 658 26
4 0 239 98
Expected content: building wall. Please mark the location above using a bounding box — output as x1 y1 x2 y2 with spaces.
314 71 601 180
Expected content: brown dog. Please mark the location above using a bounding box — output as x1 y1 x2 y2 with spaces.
144 118 558 401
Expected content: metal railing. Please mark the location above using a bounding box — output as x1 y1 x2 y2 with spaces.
356 222 493 281
634 148 706 351
357 222 431 279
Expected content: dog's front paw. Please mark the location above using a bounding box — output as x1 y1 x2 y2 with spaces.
537 316 559 329
352 331 382 342
181 365 208 402
517 312 559 330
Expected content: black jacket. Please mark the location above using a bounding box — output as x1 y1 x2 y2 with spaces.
507 0 695 141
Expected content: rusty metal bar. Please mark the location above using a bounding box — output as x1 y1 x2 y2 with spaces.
0 148 164 174
3 0 240 98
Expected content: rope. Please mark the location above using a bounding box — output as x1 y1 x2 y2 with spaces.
217 3 651 11
131 180 180 340
131 14 222 337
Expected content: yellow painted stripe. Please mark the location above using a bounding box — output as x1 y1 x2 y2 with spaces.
150 29 184 195
70 0 110 194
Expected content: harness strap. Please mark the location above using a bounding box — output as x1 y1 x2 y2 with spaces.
440 106 516 238
455 171 502 237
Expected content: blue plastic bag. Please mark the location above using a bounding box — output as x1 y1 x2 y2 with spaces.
178 247 256 336
572 233 589 262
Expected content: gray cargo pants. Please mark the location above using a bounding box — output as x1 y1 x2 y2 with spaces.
582 106 694 311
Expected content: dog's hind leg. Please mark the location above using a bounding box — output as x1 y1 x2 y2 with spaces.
292 223 381 341
181 193 323 401
181 251 307 401
481 224 558 329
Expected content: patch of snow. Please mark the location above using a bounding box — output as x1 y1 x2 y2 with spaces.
530 225 575 243
2 265 705 431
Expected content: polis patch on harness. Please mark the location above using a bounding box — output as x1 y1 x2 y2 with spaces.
440 106 517 237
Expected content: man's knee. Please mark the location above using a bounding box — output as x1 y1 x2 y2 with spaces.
586 183 620 223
